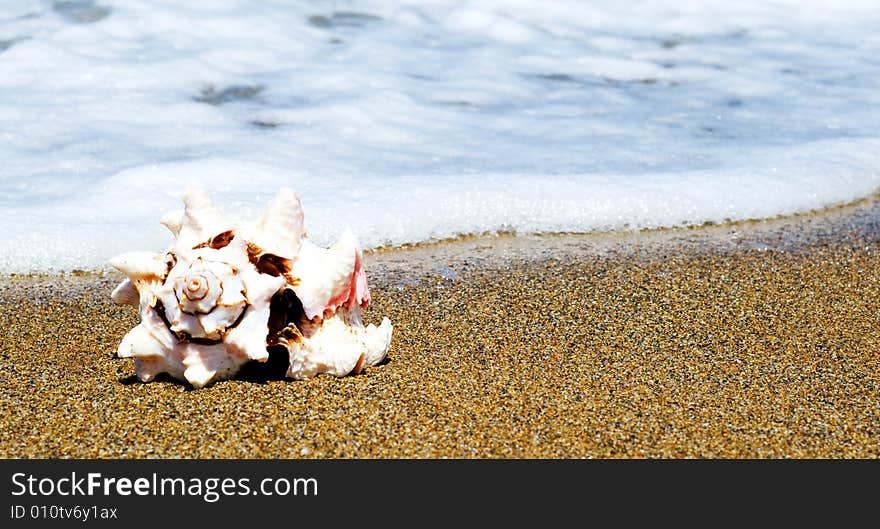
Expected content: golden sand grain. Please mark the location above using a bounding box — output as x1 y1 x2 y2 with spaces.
1 199 879 458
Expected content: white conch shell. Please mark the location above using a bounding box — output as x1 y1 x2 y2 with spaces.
109 186 393 388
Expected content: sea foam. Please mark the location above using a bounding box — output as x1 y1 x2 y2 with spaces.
1 1 879 273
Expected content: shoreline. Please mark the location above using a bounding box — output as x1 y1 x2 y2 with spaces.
1 196 879 457
4 190 880 282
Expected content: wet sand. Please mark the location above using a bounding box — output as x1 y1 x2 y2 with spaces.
1 197 879 458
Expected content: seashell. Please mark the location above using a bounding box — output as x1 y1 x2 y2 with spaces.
109 187 393 388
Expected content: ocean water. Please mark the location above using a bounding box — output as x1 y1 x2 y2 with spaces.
1 0 879 273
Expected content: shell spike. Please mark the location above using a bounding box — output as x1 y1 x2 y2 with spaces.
249 187 305 259
176 186 232 248
160 209 183 235
110 279 139 306
332 227 357 254
109 251 167 281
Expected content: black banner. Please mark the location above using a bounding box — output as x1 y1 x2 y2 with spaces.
1 459 876 525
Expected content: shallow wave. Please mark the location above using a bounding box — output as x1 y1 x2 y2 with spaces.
0 1 879 272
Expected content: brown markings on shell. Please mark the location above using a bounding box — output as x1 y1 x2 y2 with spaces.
154 299 175 335
163 252 177 279
193 230 236 250
256 253 292 277
246 241 294 279
246 242 262 262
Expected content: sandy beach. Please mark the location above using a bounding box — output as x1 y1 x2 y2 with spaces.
1 197 879 458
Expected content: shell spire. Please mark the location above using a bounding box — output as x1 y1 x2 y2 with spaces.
108 186 392 388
